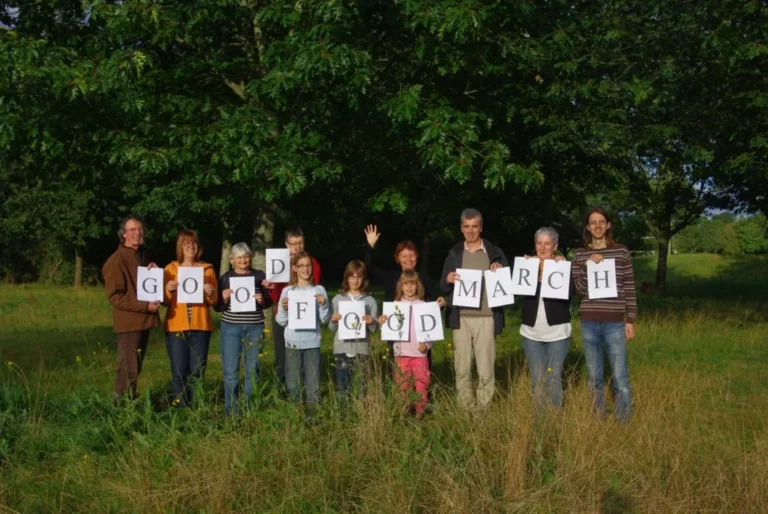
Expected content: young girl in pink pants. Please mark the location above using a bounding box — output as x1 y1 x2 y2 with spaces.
380 270 432 417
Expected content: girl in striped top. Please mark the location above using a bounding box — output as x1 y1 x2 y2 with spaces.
215 242 273 414
572 208 637 423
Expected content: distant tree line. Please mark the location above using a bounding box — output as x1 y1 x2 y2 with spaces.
674 213 768 255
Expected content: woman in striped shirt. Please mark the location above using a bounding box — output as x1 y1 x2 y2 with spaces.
572 208 637 423
216 242 273 414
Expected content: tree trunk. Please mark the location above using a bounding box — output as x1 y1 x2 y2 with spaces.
219 218 233 276
73 247 83 289
654 233 670 295
252 204 277 329
420 233 431 279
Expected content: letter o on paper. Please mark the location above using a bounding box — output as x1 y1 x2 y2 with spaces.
234 287 250 303
343 312 360 329
182 277 199 294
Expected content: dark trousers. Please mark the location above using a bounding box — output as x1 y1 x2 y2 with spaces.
273 322 287 390
115 330 150 398
165 330 211 407
334 354 370 403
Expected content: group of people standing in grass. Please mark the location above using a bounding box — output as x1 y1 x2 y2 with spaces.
102 207 637 423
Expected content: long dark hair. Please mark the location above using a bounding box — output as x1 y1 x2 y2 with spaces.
581 208 616 249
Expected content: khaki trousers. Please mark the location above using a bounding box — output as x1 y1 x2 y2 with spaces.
453 316 496 408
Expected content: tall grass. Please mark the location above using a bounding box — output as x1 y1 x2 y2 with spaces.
1 254 767 512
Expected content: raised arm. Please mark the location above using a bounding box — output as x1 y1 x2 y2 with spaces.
571 251 589 297
103 260 150 313
214 273 229 312
440 253 457 295
203 266 218 307
317 286 331 325
275 288 290 327
622 249 638 323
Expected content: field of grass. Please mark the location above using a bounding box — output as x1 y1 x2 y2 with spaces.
1 254 767 512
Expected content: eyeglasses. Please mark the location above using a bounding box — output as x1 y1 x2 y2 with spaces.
589 220 607 227
295 264 312 269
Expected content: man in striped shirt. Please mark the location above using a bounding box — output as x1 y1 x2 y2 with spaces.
572 208 637 423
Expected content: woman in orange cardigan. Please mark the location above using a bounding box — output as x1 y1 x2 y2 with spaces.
164 230 218 408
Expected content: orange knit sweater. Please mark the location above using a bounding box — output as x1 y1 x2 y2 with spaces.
163 261 218 332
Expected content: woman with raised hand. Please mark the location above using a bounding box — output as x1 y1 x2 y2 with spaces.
520 227 572 412
363 225 443 305
363 225 444 374
572 208 637 423
163 230 218 408
215 242 272 414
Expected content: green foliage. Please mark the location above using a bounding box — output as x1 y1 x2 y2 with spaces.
675 214 767 255
1 0 766 285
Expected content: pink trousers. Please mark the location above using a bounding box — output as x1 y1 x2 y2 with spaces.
394 356 430 415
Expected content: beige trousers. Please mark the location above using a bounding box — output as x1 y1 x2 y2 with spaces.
453 316 496 408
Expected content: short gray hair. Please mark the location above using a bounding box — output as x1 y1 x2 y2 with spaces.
534 227 559 246
230 242 252 259
460 208 483 226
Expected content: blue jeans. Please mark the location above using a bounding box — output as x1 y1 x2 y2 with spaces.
581 321 632 423
521 336 570 410
165 330 211 408
285 347 321 405
220 322 264 414
334 354 369 404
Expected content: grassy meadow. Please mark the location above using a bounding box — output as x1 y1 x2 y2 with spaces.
1 254 767 512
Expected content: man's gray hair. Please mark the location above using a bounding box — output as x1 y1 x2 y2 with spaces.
231 242 253 258
460 208 483 226
534 226 559 246
117 215 143 241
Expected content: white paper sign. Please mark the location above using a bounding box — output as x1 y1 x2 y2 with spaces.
230 276 256 313
587 259 618 299
287 290 317 329
380 302 411 341
412 302 444 343
452 268 483 308
510 257 540 296
266 248 291 283
540 260 571 300
137 267 164 302
177 267 205 304
483 267 515 308
338 301 366 340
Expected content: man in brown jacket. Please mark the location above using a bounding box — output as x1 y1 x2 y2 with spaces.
102 216 161 400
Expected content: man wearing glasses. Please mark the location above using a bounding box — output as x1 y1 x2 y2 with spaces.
102 216 161 402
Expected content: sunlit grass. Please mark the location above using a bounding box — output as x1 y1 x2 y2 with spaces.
1 254 767 512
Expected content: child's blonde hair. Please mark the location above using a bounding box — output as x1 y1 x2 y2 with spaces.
395 270 425 301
